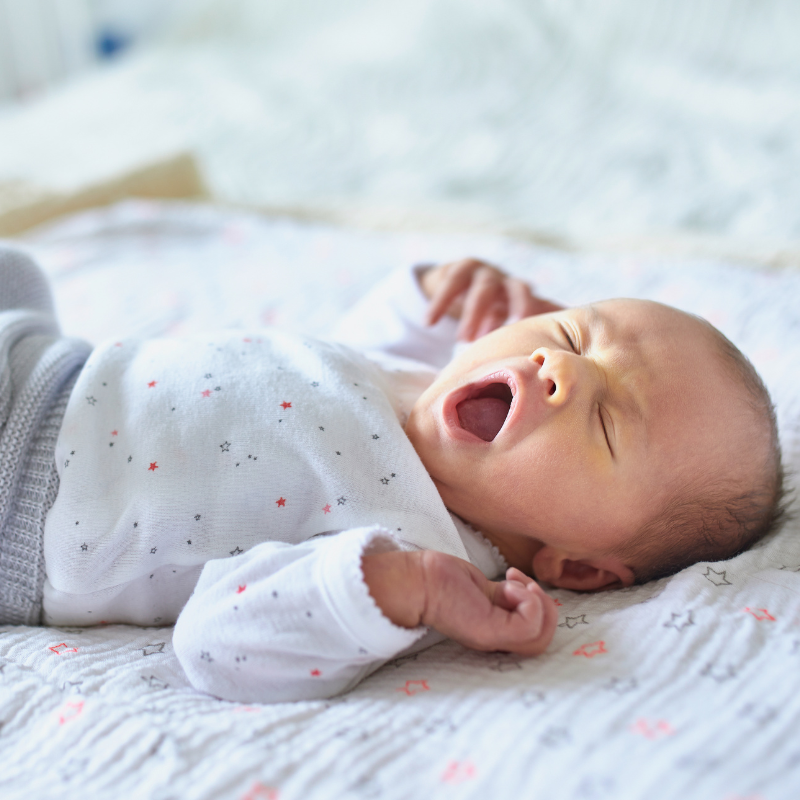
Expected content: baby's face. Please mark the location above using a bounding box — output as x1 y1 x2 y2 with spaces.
405 299 750 587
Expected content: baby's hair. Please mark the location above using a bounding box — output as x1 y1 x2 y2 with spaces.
623 318 791 584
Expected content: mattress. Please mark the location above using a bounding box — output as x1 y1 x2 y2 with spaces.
1 199 798 800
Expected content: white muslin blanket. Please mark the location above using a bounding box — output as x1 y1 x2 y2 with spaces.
0 200 798 800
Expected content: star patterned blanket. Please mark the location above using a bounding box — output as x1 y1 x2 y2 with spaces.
1 200 799 800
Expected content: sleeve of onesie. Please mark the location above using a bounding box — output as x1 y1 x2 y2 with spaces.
173 526 434 703
328 264 459 369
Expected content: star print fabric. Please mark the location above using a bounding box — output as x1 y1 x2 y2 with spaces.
44 323 467 617
173 527 428 702
40 266 504 701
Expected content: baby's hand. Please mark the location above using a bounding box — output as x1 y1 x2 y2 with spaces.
419 258 564 341
419 553 558 656
362 550 558 656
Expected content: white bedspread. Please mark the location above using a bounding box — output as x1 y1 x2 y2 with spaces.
1 200 798 800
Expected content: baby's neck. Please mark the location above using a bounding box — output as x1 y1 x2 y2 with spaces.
455 514 541 575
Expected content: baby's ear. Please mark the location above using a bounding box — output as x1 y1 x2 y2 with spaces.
532 548 635 592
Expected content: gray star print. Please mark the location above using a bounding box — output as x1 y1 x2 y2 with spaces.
540 727 571 748
150 547 157 554
605 677 638 693
520 689 546 707
142 642 165 656
701 662 737 682
200 651 214 662
230 546 243 556
702 566 732 586
337 496 346 505
558 614 588 629
80 543 88 551
664 610 694 631
380 477 390 485
220 441 231 452
86 396 97 405
372 434 379 440
142 675 169 690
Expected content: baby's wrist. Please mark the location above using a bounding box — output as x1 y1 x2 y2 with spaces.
361 550 426 629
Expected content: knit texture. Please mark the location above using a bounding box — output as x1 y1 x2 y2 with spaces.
0 248 91 624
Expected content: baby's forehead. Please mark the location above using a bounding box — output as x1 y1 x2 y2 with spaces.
571 298 706 344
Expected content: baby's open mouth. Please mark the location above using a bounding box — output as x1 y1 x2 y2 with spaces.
456 382 513 442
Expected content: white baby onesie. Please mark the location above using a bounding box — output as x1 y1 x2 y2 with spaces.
42 265 506 702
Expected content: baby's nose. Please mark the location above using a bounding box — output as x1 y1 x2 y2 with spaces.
530 348 576 404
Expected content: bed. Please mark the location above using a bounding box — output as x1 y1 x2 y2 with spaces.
0 200 796 800
1 2 799 798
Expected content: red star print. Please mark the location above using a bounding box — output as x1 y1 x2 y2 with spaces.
49 642 78 655
148 462 159 471
276 497 286 507
744 607 775 621
147 380 157 388
630 718 675 740
243 338 252 343
573 640 606 658
310 669 321 677
237 585 247 594
397 679 429 696
58 700 84 725
280 401 292 409
553 598 563 606
322 504 331 514
111 430 118 436
201 389 212 398
241 782 278 800
441 761 476 785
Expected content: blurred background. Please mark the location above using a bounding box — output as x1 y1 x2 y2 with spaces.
0 0 167 99
0 0 798 254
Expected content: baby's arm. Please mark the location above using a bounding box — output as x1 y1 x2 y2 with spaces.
173 529 556 704
362 550 558 656
329 258 561 368
173 528 431 704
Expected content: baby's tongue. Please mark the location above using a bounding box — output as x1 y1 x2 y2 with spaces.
456 397 508 442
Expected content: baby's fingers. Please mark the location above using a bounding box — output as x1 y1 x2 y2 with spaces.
426 259 491 325
493 580 559 655
505 277 538 322
458 271 507 341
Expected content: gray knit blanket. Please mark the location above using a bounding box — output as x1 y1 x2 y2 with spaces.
0 247 90 625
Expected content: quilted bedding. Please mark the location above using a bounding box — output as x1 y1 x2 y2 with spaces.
1 200 798 800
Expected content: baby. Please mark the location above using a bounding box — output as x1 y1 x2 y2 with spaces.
0 249 785 704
